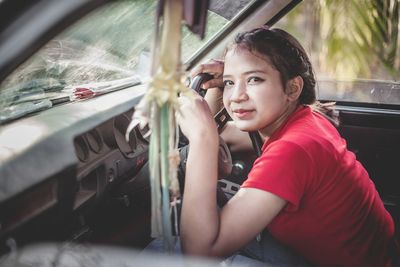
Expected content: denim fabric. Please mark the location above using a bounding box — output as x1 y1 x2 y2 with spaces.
144 237 182 254
144 231 312 267
221 254 274 267
234 231 312 267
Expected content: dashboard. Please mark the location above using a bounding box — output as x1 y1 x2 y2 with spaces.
72 110 149 211
0 86 150 253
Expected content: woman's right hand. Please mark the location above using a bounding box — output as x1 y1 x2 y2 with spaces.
190 59 225 115
190 59 225 89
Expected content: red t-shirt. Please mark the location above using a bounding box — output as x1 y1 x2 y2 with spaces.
242 105 395 267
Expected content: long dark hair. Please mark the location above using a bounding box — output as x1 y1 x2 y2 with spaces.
226 27 339 126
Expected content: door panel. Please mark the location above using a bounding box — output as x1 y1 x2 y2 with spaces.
336 105 400 230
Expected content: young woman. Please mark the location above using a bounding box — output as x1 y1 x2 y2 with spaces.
176 27 397 267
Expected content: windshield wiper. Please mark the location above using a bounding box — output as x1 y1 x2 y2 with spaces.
0 79 68 124
0 99 53 124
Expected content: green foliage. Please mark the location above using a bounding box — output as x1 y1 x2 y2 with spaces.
277 0 400 81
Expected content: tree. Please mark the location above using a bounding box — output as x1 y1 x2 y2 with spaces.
278 0 400 81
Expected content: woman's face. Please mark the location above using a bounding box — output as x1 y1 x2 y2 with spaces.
222 47 295 137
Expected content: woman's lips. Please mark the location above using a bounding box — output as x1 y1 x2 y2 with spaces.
233 109 254 119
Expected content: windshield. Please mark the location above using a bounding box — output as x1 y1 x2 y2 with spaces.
0 0 249 124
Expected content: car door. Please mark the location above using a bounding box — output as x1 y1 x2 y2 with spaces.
272 1 400 233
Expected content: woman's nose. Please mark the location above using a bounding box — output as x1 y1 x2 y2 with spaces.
230 82 248 102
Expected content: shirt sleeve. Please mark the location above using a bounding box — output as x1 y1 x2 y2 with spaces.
241 140 314 212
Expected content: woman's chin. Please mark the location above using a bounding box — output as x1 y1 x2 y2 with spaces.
234 121 258 132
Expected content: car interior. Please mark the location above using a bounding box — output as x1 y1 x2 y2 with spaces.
0 0 399 266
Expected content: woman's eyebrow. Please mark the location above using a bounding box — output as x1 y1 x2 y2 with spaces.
223 70 267 78
243 70 267 75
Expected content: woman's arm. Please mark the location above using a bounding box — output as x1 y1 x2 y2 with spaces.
177 91 286 257
221 121 254 152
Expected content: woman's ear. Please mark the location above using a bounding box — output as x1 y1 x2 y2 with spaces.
286 76 303 102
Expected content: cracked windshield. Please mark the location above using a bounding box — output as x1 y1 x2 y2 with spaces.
1 0 399 124
0 0 246 124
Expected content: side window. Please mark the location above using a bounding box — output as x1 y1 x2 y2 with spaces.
275 1 400 105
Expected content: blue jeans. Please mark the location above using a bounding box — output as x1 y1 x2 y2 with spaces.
144 231 312 267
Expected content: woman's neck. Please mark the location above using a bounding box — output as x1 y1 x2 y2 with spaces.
258 103 299 141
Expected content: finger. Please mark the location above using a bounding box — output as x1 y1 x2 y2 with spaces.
197 62 224 77
202 78 224 89
178 91 202 109
185 88 205 101
190 59 224 78
178 94 191 106
175 109 183 121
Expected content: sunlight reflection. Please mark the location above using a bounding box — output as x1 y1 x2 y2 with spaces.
0 123 49 160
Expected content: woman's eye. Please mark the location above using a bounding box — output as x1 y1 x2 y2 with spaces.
248 77 263 84
223 80 234 87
